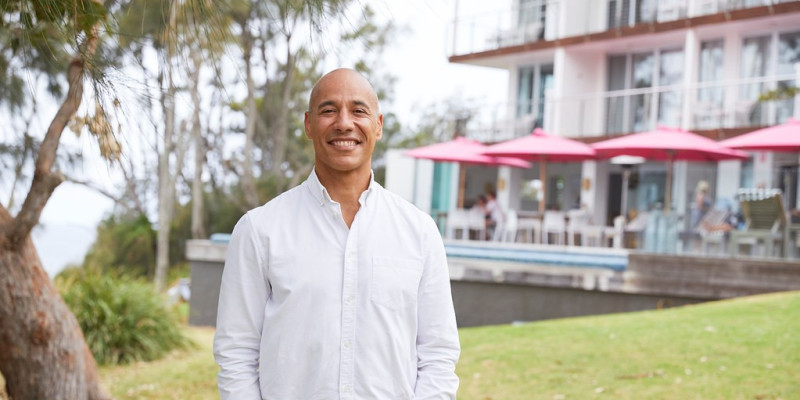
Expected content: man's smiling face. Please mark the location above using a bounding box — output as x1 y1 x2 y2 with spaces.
304 69 383 178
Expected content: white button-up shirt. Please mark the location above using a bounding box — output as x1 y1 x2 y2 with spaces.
214 170 460 400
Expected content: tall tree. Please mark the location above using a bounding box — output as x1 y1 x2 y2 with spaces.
0 0 112 398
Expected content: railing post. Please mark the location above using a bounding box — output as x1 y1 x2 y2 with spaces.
795 62 800 119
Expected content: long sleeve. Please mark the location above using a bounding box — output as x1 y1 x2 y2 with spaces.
415 217 461 399
213 214 269 400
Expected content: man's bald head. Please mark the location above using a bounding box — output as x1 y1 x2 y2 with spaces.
308 68 380 113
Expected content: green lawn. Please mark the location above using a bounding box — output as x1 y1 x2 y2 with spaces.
3 292 797 399
458 291 799 400
100 327 218 400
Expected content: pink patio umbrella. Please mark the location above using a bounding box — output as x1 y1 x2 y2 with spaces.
482 128 597 212
405 137 531 207
719 118 800 152
591 126 748 210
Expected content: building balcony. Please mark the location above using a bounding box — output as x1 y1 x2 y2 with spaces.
456 99 553 143
460 73 798 141
563 73 798 137
448 0 800 60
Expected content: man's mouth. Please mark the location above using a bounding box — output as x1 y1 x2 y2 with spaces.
328 139 361 148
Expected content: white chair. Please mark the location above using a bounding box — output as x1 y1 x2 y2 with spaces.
445 209 469 240
496 209 520 242
517 216 542 243
581 225 607 247
566 209 591 246
467 207 487 240
542 211 567 245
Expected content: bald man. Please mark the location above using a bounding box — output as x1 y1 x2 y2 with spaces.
213 69 460 400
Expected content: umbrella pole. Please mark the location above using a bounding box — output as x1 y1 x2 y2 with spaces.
621 167 631 220
539 159 547 213
458 163 466 208
664 154 673 211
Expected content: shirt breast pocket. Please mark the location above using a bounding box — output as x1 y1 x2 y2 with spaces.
371 256 423 311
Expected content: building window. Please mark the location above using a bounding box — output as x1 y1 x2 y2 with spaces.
516 64 554 132
696 39 724 129
605 48 683 134
740 35 771 126
658 49 684 127
607 0 656 29
518 0 546 41
777 30 800 122
737 30 800 127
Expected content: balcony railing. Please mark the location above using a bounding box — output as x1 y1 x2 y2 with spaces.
448 0 800 57
456 98 554 143
565 74 797 137
448 0 560 57
460 74 798 141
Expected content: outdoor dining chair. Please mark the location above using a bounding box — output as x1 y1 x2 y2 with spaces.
542 211 567 245
729 189 788 257
566 209 591 246
495 209 519 242
695 208 731 255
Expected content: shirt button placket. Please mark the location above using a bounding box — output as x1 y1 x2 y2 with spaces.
339 220 358 399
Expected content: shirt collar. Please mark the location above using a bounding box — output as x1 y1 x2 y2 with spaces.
306 168 377 207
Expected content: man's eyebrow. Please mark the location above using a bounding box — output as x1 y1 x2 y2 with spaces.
316 100 336 110
352 100 371 110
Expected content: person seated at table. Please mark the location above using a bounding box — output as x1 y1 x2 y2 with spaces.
700 208 742 233
691 180 712 228
472 195 490 240
485 190 505 238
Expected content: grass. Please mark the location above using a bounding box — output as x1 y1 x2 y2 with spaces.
458 291 800 400
99 327 218 399
2 292 798 399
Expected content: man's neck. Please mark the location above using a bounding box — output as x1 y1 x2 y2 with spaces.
315 165 371 228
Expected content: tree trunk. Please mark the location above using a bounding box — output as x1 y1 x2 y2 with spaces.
241 28 260 209
190 49 206 240
270 39 296 192
154 69 176 293
0 214 109 400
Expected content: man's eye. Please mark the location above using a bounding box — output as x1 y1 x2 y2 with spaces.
321 109 335 114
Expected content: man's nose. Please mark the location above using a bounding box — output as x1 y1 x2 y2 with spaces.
334 110 355 131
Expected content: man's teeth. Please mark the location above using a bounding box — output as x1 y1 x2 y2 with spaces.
332 140 358 146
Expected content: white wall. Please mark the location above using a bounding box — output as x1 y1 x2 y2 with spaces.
385 149 434 214
497 166 523 213
385 149 416 202
716 160 742 209
414 159 435 214
581 160 610 225
554 49 606 137
558 0 606 38
753 151 775 189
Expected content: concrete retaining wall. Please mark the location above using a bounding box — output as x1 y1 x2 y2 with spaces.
186 239 800 327
451 280 702 327
625 252 800 299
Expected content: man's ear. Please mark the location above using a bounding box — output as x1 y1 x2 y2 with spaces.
304 111 311 139
376 114 384 140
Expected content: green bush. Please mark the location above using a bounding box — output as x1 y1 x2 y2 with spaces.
58 271 192 365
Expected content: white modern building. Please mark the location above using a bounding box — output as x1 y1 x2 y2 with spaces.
389 0 800 232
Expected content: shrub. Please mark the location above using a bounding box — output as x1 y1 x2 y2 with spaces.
58 271 192 365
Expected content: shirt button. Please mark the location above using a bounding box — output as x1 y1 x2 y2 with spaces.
345 296 353 304
344 340 351 348
342 385 352 393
